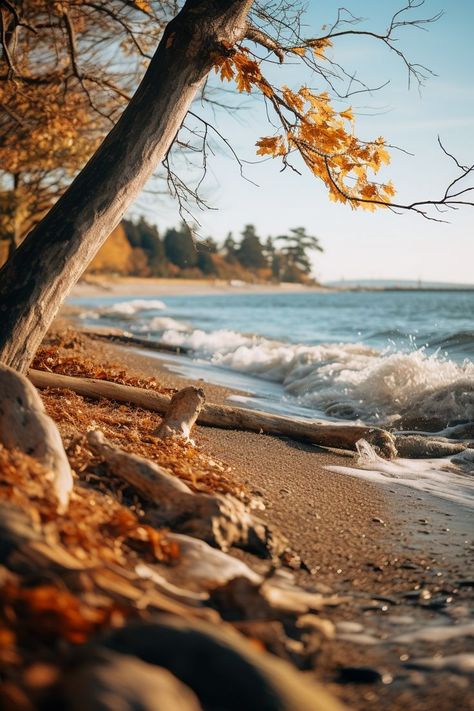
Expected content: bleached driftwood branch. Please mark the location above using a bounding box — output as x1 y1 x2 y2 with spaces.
86 430 288 559
156 386 205 441
1 364 73 510
30 370 397 458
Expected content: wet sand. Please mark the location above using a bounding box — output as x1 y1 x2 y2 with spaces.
73 331 473 711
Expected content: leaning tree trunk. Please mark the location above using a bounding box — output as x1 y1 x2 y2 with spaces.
0 0 254 372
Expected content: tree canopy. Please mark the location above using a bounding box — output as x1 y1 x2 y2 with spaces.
84 218 324 282
0 0 473 372
1 0 472 244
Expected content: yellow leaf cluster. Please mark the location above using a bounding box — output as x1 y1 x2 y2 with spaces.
256 136 286 156
309 37 333 59
214 49 271 96
213 49 396 210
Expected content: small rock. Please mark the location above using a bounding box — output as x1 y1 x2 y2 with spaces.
336 666 390 684
372 517 385 524
335 621 364 634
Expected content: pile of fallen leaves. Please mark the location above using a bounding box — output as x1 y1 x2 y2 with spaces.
32 328 173 394
0 326 249 708
0 444 181 710
34 327 244 498
42 387 243 498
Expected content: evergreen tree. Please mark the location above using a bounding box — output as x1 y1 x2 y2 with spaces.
197 236 217 274
123 217 165 275
197 250 217 275
163 222 197 269
237 224 267 270
277 227 323 281
223 232 238 263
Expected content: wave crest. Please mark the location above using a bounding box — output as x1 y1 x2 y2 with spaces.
162 328 474 426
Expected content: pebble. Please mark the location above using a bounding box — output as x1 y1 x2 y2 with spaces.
335 621 364 634
337 666 392 684
372 517 385 524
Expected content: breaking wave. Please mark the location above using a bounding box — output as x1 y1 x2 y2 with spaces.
98 299 167 317
159 327 474 427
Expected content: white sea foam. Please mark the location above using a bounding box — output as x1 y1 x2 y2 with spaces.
100 299 166 317
162 328 474 426
137 316 190 333
327 439 474 509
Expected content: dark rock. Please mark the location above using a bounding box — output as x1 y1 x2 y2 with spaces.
101 615 346 711
59 649 202 710
336 666 386 684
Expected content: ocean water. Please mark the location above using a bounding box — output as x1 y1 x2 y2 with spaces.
73 289 474 508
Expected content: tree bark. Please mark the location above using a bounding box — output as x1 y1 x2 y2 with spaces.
0 0 254 372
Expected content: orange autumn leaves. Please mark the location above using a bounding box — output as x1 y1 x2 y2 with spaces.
215 48 396 210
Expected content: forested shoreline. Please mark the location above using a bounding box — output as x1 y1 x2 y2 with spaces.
86 219 323 284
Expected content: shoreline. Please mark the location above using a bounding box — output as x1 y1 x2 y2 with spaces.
73 275 332 298
55 320 473 711
73 275 474 299
96 336 474 567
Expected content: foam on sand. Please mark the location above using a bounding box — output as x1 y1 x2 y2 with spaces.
327 439 474 509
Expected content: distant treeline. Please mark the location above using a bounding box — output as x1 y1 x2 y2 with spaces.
87 218 323 284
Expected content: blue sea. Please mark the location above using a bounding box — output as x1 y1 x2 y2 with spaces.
73 289 474 508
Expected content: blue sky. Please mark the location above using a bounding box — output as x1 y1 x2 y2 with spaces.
136 0 474 284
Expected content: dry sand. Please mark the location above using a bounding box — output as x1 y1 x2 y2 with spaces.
72 274 331 298
76 333 473 711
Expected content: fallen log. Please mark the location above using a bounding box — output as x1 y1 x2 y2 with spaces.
394 434 468 459
102 616 348 711
30 369 397 458
86 430 288 560
87 330 191 355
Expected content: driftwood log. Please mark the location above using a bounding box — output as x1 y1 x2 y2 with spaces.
0 364 73 511
156 386 205 441
86 430 288 559
394 434 468 459
30 370 397 458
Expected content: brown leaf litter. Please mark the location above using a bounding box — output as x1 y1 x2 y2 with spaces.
1 329 246 707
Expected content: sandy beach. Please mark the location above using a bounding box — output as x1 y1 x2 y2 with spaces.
73 275 332 298
54 312 474 711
